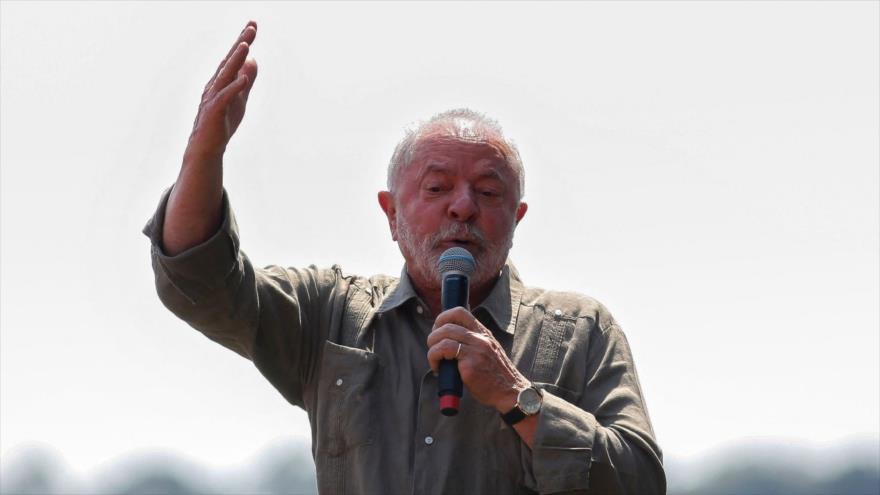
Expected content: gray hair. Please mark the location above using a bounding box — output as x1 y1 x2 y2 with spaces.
387 108 525 200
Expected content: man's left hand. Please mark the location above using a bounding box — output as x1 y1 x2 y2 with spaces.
427 307 530 413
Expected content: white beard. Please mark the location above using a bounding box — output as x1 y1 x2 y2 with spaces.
395 211 516 290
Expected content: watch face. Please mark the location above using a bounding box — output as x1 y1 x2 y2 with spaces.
518 387 542 415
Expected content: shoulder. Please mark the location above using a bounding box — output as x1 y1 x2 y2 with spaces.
519 284 619 334
259 264 400 301
283 265 400 299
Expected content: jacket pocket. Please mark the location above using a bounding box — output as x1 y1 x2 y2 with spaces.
314 340 379 457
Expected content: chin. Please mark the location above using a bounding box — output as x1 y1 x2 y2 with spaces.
399 238 509 291
471 263 504 287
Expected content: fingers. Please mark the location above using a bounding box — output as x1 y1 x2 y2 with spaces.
217 22 257 79
427 322 479 348
239 58 259 101
432 307 486 334
207 42 250 100
203 22 258 98
427 320 498 375
213 73 249 108
427 339 465 374
233 21 258 53
428 306 493 355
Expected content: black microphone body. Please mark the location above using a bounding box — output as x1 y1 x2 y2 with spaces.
438 273 468 416
437 247 476 416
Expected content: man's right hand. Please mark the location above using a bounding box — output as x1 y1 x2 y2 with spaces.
162 21 259 256
186 21 259 162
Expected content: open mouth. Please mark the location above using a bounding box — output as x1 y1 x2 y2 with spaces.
441 238 478 249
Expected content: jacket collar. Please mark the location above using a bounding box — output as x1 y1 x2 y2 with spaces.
375 261 524 335
475 262 524 335
375 265 421 314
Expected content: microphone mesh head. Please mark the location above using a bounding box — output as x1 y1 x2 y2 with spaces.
438 247 476 276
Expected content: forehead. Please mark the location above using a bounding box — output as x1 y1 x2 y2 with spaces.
406 134 514 179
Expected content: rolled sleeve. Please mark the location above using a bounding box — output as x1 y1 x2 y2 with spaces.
142 186 241 305
525 319 665 494
142 186 344 408
531 391 599 493
143 186 260 361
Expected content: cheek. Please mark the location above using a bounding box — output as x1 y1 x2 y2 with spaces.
482 212 517 237
403 205 445 231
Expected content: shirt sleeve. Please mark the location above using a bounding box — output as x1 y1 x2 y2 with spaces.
142 186 337 408
527 319 666 494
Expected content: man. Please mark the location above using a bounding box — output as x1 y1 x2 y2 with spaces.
144 21 665 494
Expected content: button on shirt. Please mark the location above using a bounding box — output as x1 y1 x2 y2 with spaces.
143 189 665 494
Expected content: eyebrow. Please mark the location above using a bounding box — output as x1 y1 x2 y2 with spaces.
418 162 507 182
422 163 451 176
415 163 451 186
474 168 504 182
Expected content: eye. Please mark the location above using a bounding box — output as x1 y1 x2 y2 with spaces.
479 189 500 197
424 181 449 193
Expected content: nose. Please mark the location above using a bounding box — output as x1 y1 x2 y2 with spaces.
447 187 478 222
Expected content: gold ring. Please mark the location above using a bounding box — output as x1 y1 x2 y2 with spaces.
455 342 462 359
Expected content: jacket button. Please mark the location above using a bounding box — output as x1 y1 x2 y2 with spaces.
424 436 434 445
335 378 343 386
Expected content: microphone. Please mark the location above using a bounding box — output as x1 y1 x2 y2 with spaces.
437 247 476 416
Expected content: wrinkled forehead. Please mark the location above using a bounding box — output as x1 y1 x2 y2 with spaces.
408 131 515 176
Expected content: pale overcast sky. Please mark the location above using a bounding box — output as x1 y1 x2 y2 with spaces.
1 0 878 478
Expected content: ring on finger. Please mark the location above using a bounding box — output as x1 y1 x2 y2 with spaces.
454 342 463 359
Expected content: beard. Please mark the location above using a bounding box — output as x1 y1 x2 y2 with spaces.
395 211 516 291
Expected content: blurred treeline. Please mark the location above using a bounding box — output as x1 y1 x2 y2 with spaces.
1 437 878 494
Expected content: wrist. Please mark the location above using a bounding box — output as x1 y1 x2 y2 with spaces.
499 382 544 427
494 386 521 414
494 377 532 413
182 146 224 170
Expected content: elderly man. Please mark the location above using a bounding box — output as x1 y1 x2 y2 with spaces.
144 21 665 494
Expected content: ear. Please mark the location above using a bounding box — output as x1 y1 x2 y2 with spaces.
378 191 398 241
515 201 528 224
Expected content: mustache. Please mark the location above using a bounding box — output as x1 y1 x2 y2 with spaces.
427 223 488 249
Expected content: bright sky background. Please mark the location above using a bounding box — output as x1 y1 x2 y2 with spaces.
2 0 878 479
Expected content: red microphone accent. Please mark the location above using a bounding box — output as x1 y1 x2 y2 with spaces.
440 394 460 414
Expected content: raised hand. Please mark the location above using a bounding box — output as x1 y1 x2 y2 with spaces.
162 21 259 256
186 21 259 161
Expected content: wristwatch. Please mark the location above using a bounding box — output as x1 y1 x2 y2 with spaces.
501 384 543 426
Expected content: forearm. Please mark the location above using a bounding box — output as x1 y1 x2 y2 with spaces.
512 412 538 449
162 21 258 256
527 393 664 494
163 151 224 256
144 187 327 407
588 422 665 494
493 385 538 449
145 186 255 358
